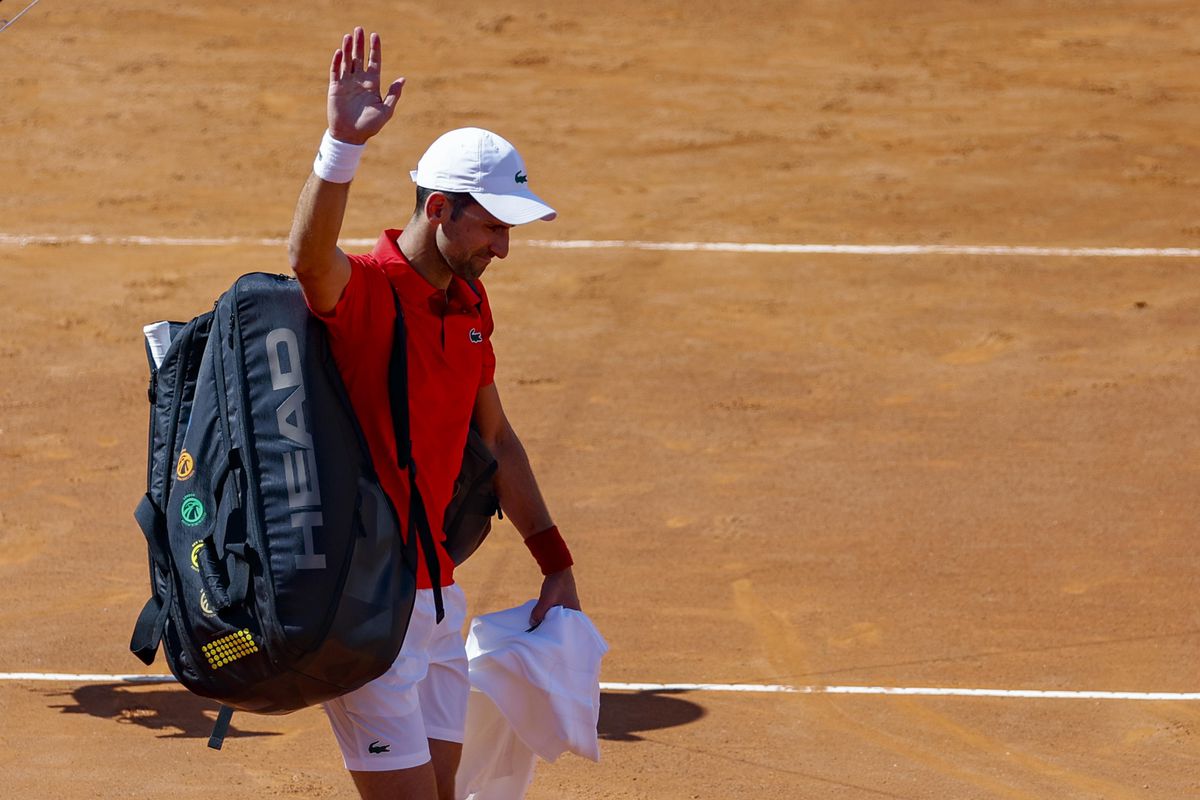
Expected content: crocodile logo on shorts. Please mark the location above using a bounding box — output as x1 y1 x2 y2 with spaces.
175 449 195 481
368 741 390 754
181 494 206 527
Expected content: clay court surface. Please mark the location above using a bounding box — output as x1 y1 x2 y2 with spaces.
2 1 1199 797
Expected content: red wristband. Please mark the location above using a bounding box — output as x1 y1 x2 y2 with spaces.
524 525 573 576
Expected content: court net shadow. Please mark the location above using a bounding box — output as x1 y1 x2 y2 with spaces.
598 690 705 742
48 683 281 741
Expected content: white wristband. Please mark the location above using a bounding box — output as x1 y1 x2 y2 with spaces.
313 130 366 184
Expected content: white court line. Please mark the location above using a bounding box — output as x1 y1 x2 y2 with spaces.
2 673 1196 700
603 683 1200 700
0 0 44 34
1 232 1199 258
0 673 178 684
527 241 1200 258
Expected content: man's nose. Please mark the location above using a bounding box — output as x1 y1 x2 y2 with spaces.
491 230 509 260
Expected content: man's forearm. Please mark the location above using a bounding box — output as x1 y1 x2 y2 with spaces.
287 172 353 313
491 428 555 539
494 430 577 601
288 172 349 276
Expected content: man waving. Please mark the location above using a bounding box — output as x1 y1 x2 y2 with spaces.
288 26 581 800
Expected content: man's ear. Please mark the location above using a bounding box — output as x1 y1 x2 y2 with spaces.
424 192 450 224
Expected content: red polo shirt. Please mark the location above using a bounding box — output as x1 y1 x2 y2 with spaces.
310 229 496 589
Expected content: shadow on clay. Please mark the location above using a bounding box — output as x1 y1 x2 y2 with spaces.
49 684 700 743
47 683 281 740
598 690 705 742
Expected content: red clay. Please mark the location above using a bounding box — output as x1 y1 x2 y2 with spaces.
1 2 1198 798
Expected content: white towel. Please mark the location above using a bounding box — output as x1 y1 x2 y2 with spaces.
456 601 608 800
143 321 173 369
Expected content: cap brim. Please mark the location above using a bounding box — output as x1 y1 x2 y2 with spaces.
472 190 557 225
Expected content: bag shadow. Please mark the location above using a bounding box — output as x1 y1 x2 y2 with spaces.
47 682 281 741
49 684 702 744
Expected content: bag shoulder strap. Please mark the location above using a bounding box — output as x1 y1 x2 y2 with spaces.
386 284 444 622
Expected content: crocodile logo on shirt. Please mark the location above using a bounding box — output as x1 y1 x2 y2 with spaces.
469 328 483 344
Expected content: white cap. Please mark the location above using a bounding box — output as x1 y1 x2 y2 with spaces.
409 128 557 225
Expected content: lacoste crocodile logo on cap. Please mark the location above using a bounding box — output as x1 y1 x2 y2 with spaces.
368 741 390 754
514 171 528 184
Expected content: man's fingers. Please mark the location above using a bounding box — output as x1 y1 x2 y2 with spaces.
528 600 553 629
329 49 343 84
367 31 382 73
341 33 352 76
382 77 405 110
334 28 380 81
351 26 365 71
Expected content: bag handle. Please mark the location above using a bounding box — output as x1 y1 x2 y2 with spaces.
129 494 173 664
204 448 250 609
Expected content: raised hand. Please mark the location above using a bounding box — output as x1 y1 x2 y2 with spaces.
327 27 404 145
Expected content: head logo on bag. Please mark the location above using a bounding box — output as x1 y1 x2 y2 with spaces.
190 540 204 571
265 327 326 571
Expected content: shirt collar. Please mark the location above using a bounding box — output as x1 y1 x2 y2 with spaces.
373 229 484 314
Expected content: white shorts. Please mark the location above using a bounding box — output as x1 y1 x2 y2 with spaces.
323 584 470 772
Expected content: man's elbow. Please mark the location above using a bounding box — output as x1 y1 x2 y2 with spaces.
287 236 309 279
288 243 334 288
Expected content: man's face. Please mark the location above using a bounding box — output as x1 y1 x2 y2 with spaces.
435 198 513 282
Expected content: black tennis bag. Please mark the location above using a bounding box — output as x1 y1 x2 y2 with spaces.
129 272 497 746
